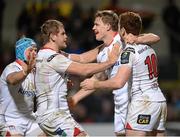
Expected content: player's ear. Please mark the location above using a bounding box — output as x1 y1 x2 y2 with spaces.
50 33 56 42
120 27 126 37
106 23 111 31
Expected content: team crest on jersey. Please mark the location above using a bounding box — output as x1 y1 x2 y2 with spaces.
137 114 151 124
47 54 59 62
121 52 130 64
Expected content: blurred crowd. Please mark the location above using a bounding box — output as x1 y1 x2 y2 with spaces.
0 0 180 123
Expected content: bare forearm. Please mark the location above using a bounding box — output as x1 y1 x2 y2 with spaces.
68 61 114 77
72 89 95 103
6 71 27 85
81 61 114 77
70 44 103 63
94 79 121 91
60 51 84 63
137 33 160 45
70 51 98 63
69 54 82 62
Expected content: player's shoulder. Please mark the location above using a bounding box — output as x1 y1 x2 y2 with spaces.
124 44 150 53
124 44 136 54
48 53 71 64
1 62 20 77
7 61 20 70
38 49 65 62
47 53 59 62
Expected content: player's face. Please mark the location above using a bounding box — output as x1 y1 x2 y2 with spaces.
56 27 67 49
25 45 37 61
92 17 108 41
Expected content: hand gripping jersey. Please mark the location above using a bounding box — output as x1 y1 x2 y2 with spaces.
96 33 129 133
96 33 126 85
121 44 166 101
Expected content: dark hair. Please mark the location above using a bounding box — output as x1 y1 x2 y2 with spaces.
41 19 64 43
119 12 142 35
95 10 118 31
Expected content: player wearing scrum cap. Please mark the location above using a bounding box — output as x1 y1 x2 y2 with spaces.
0 37 45 136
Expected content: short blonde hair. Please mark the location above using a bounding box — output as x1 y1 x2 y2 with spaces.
95 10 118 31
41 19 64 43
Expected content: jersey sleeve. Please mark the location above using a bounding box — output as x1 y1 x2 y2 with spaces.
120 46 136 67
3 64 21 80
49 54 72 73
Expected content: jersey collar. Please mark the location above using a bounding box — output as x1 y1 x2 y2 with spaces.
106 32 118 47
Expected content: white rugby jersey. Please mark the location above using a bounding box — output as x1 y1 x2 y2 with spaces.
0 82 5 128
96 33 128 95
121 44 166 101
35 49 72 122
0 61 36 124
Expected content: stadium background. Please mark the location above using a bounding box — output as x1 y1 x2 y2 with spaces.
0 0 180 136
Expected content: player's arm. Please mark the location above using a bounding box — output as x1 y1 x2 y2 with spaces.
66 44 120 77
68 72 107 107
137 33 160 45
125 33 160 45
6 51 36 85
60 44 104 63
6 70 28 85
68 89 95 108
80 65 131 91
81 48 134 90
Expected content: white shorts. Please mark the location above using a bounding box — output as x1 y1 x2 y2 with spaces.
126 100 167 132
39 111 86 136
5 116 44 136
114 91 129 134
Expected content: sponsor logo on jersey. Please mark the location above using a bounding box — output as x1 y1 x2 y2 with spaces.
55 127 67 136
18 87 36 97
137 114 151 124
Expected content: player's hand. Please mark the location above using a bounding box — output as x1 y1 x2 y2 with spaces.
80 78 96 90
107 42 121 64
125 33 138 44
21 50 36 75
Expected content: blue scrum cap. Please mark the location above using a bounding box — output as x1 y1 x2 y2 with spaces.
15 37 36 61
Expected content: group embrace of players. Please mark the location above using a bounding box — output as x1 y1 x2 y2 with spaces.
0 10 166 137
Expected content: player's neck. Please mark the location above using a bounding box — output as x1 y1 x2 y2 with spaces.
43 43 59 52
104 31 118 46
